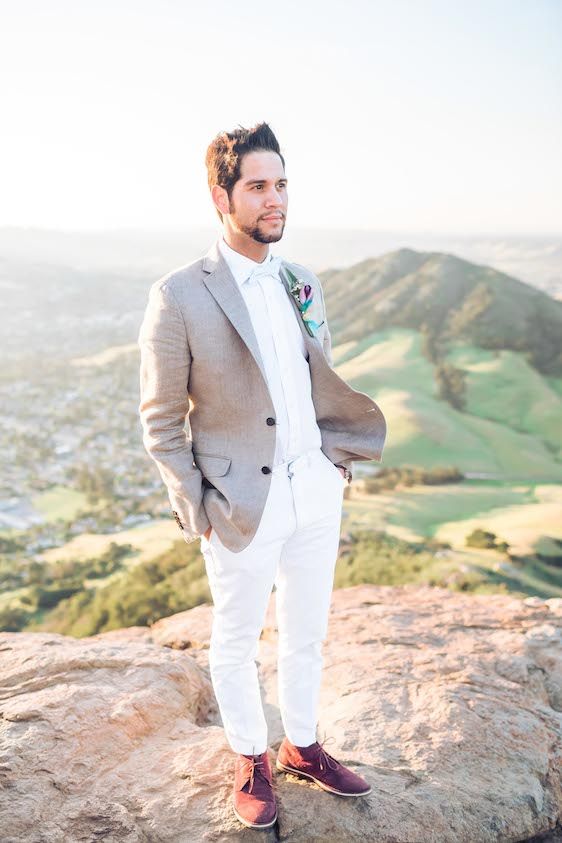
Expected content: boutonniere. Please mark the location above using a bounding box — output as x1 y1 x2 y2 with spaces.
284 267 325 337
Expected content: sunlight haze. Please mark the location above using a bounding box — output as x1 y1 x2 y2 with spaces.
1 0 560 235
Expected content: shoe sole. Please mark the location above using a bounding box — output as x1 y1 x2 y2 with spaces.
276 760 371 797
232 804 278 829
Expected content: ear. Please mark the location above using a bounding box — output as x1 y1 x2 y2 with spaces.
211 184 230 218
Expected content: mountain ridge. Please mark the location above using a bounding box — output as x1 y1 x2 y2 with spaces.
320 247 562 377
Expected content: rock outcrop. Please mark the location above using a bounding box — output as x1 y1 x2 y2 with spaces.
0 585 561 842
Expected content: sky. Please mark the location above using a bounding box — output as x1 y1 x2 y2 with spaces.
1 0 561 235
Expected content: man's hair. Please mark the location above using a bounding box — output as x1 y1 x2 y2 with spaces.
205 122 285 223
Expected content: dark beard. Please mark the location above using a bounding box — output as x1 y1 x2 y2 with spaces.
239 219 285 243
228 199 285 243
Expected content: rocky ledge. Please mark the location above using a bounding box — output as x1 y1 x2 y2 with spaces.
0 584 561 842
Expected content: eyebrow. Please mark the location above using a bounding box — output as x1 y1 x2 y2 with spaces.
244 178 288 186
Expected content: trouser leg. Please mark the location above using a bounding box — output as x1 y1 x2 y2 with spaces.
274 450 345 746
201 470 296 755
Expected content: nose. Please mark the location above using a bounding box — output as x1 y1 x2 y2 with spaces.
264 185 285 208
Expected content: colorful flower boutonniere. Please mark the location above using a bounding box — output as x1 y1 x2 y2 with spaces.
284 267 325 337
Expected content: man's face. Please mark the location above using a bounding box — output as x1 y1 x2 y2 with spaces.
226 150 288 243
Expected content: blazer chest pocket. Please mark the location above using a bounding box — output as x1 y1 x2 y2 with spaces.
193 452 232 478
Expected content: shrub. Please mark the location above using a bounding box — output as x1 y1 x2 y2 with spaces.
466 528 510 553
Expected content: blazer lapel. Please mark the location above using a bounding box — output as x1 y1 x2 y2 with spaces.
202 239 269 387
202 241 323 387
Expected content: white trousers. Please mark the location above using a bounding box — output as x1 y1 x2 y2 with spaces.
200 446 345 755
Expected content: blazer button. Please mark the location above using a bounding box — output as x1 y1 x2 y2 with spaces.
261 466 271 474
266 417 276 425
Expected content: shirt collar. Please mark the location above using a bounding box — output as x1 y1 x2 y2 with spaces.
218 236 279 289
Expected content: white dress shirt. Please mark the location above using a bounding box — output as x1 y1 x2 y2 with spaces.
217 236 322 467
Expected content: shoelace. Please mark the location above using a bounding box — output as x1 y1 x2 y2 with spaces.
315 732 340 772
239 750 270 793
245 255 284 286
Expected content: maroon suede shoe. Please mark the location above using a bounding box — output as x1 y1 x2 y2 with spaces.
232 749 277 829
276 734 371 797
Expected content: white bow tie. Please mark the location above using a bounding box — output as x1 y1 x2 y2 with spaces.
245 255 284 286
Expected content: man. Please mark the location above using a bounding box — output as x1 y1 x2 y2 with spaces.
138 123 386 829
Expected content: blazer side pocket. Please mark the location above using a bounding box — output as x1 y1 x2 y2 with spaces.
193 453 232 477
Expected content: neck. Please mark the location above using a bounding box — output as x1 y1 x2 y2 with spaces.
222 231 269 263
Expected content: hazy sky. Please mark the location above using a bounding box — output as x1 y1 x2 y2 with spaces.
1 0 561 235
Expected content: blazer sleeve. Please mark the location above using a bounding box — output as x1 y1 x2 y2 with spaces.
316 275 354 483
138 280 211 543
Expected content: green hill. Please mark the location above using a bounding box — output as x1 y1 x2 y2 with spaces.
321 249 562 376
334 328 562 482
321 248 562 482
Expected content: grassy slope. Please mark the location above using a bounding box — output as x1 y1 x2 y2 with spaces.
334 328 562 481
31 486 91 522
433 484 562 555
446 342 562 450
341 483 562 556
39 518 178 569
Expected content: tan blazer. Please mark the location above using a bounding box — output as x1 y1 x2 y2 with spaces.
138 238 386 553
